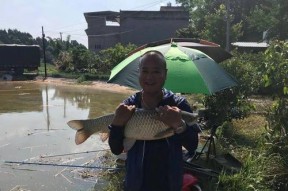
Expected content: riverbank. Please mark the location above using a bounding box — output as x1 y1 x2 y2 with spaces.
34 76 137 94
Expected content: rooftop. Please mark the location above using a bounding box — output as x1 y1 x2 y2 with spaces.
231 42 269 48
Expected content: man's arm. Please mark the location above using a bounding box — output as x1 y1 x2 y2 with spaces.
108 104 135 155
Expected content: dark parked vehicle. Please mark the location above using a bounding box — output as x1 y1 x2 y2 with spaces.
0 44 40 78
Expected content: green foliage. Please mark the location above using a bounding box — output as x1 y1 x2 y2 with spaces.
201 4 243 47
176 0 288 42
263 41 288 96
52 45 98 74
0 29 35 44
71 48 97 72
222 51 266 95
246 5 278 34
45 36 87 63
54 51 74 72
201 51 265 127
52 42 136 75
38 63 58 75
261 41 288 140
95 43 137 74
266 99 288 138
77 74 87 83
0 28 137 77
203 89 253 127
203 40 287 133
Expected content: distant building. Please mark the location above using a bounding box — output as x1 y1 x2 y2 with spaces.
231 42 269 53
84 5 189 52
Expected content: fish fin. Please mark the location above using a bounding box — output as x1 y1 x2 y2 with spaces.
67 120 91 145
75 128 91 145
154 127 174 138
115 152 127 161
180 111 198 125
100 132 109 142
123 138 136 152
67 120 83 130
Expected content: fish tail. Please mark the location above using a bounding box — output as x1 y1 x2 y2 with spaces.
67 120 84 130
67 120 91 145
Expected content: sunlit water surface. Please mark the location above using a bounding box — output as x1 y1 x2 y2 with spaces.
0 81 129 191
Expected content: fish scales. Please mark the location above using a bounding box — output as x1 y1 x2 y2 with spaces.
124 109 172 140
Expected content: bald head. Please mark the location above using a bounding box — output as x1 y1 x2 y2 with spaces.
139 50 166 70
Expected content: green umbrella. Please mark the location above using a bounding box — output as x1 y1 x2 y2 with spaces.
108 43 238 95
131 38 232 63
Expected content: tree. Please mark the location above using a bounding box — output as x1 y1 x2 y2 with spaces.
0 29 36 44
95 43 137 74
200 4 243 47
176 0 243 46
176 0 288 42
71 48 95 72
263 40 288 96
54 51 73 72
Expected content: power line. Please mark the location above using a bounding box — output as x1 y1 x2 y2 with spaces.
84 0 172 19
128 0 169 10
45 22 87 32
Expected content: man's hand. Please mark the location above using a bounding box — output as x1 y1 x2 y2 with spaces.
157 105 184 130
111 104 136 127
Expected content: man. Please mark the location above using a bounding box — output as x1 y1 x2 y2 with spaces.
108 50 199 191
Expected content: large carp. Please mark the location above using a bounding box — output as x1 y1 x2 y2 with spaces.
68 109 198 150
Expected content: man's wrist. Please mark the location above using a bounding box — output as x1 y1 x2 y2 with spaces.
108 124 124 130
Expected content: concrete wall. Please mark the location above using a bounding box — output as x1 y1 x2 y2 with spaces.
84 7 189 52
84 11 121 50
120 11 189 45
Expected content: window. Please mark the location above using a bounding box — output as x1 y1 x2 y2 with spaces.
95 44 102 49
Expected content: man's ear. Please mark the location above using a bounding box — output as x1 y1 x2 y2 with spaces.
164 69 168 78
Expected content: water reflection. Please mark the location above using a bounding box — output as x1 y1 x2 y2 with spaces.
0 81 129 191
0 82 43 113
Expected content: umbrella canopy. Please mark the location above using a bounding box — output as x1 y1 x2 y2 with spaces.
108 43 238 95
128 38 232 63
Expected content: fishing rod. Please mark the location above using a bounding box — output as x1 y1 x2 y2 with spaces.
4 160 124 170
40 149 110 158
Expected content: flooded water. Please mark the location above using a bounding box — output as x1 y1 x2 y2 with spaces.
0 81 130 191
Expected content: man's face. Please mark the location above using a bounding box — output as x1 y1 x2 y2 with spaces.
139 56 167 93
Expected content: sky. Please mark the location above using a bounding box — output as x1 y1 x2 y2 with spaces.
0 0 180 47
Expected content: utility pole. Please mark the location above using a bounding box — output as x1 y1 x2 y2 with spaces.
60 32 63 41
225 0 231 52
42 26 47 79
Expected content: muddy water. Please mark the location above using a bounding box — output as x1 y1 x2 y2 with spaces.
0 82 129 191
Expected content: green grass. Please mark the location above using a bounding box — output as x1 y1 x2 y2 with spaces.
38 63 59 74
38 63 110 82
216 113 288 191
